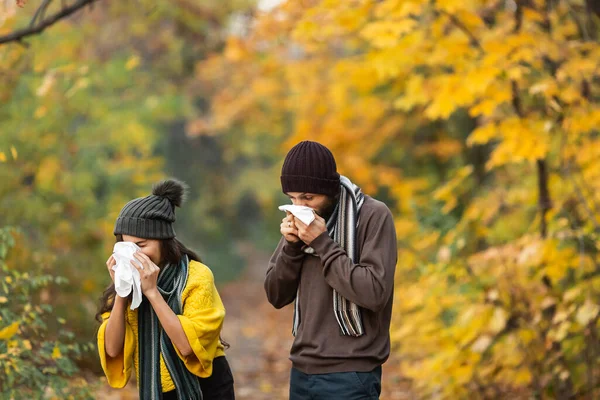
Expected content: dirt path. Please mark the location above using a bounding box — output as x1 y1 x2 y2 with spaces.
96 241 414 399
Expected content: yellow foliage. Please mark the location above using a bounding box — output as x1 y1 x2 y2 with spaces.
125 55 140 71
36 156 62 191
51 345 62 359
576 300 600 326
0 322 20 340
198 0 600 396
433 166 472 214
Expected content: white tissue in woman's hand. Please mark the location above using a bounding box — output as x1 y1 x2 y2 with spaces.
278 205 315 225
112 242 143 310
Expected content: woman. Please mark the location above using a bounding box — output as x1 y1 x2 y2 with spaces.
96 179 235 400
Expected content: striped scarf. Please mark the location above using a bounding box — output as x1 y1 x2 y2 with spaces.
138 255 203 400
293 175 366 337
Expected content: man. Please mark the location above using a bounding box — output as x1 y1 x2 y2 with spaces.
265 140 397 400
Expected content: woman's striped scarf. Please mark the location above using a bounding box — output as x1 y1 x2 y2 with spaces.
293 175 366 337
138 255 203 400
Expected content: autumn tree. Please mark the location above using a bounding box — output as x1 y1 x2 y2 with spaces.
0 0 252 372
196 0 600 397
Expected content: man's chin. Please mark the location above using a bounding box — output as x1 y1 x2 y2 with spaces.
317 205 336 222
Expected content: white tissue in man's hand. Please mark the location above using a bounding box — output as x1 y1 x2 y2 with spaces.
278 204 315 226
112 242 143 310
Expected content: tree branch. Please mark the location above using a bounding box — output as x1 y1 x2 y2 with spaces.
511 80 524 118
0 0 98 46
30 0 53 28
440 10 485 53
514 0 524 33
537 159 551 238
512 79 553 239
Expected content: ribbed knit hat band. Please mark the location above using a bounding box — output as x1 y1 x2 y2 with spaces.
281 141 340 196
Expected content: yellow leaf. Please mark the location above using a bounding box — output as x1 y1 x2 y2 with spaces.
34 106 47 119
436 0 467 13
425 76 474 119
0 297 7 304
433 166 472 213
36 156 61 190
489 308 507 333
541 297 556 309
0 152 5 162
5 276 12 284
518 329 536 345
0 322 19 340
467 123 498 146
576 300 599 326
553 310 570 324
563 287 582 303
361 19 417 48
52 345 62 359
10 146 17 160
125 55 140 71
552 321 571 341
394 75 428 111
36 71 56 97
471 335 492 353
485 119 550 168
224 37 248 62
515 368 532 385
23 340 32 350
65 78 89 97
454 363 474 384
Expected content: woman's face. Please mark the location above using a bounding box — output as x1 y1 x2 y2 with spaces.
122 234 162 266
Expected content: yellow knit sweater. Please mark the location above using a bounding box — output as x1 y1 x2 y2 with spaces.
97 260 226 393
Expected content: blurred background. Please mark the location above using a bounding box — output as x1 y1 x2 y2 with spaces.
1 0 600 398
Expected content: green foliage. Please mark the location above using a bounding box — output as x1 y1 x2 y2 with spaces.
0 0 257 374
0 227 94 399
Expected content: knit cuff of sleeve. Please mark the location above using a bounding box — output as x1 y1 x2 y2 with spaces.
309 231 336 256
283 239 305 255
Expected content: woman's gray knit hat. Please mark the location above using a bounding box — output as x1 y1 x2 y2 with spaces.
113 179 188 239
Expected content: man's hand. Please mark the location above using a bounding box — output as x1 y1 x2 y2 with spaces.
280 212 301 243
294 212 327 245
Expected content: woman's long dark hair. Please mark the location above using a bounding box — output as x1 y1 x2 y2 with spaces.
95 236 229 349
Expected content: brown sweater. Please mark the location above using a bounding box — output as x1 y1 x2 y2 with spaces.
264 196 397 374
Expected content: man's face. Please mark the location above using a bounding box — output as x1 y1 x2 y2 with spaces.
286 192 337 220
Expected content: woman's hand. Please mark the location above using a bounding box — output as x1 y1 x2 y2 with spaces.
106 255 116 282
131 252 160 299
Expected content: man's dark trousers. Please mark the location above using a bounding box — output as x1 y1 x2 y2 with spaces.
289 366 382 400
